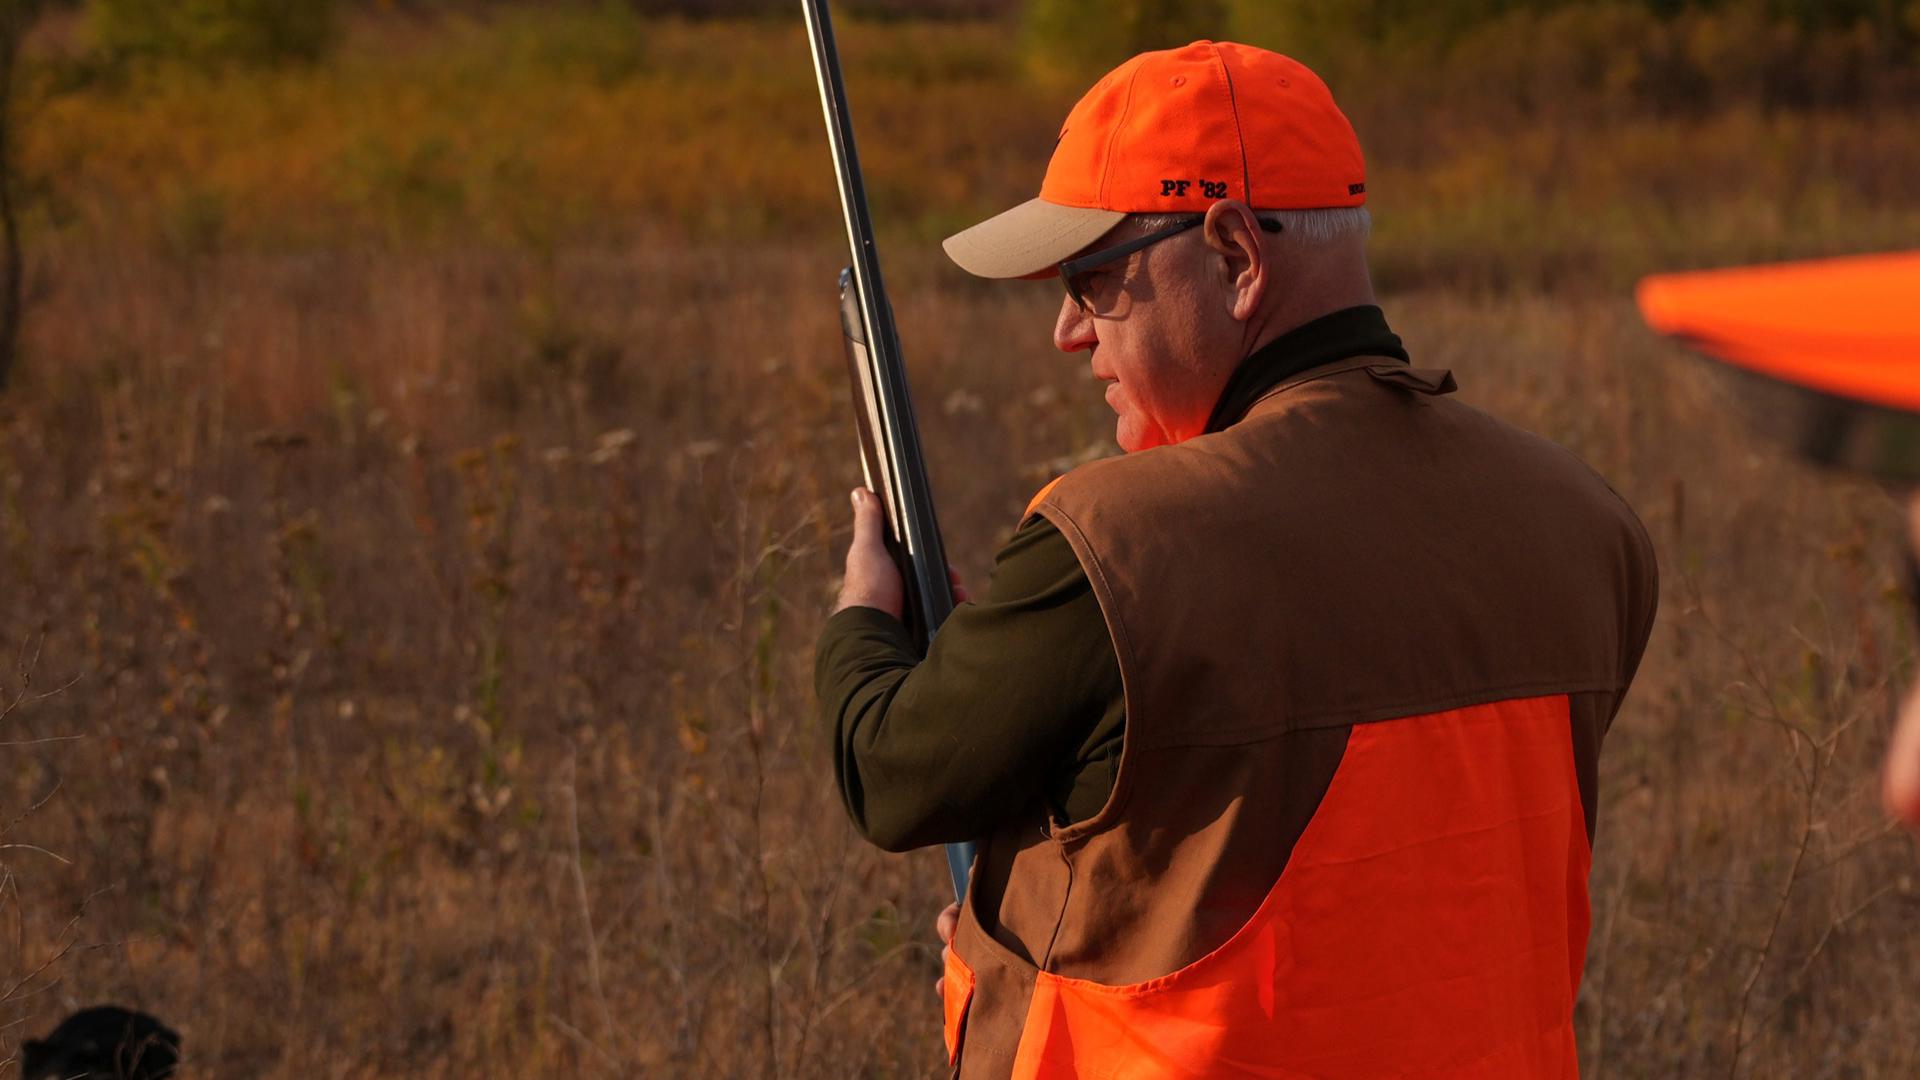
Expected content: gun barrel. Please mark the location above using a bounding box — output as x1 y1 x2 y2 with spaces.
805 0 972 900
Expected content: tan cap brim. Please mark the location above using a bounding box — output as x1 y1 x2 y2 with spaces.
942 198 1127 279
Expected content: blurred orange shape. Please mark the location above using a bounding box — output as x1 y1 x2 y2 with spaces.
1638 251 1920 411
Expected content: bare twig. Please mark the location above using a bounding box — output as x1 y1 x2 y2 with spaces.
0 883 112 1009
0 777 62 840
0 844 70 865
786 839 855 1078
1681 564 1835 1079
0 734 83 747
548 1015 623 1074
558 752 620 1071
1777 881 1901 1010
1726 778 1816 1077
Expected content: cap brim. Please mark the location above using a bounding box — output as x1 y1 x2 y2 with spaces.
942 199 1127 280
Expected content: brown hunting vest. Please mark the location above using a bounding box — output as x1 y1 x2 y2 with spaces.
944 357 1658 1078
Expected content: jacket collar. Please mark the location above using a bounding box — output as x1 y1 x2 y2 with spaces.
1204 305 1410 433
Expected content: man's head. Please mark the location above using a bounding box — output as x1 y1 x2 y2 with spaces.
944 42 1374 452
1049 201 1373 450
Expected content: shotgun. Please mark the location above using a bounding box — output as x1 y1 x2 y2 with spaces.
802 0 974 901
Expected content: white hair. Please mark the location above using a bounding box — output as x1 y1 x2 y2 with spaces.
1128 206 1372 245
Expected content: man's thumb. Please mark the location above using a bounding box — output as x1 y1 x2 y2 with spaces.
837 487 906 618
849 488 888 555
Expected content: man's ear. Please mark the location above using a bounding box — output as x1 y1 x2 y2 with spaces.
1201 200 1266 322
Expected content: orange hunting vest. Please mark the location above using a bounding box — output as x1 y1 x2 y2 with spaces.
943 357 1658 1078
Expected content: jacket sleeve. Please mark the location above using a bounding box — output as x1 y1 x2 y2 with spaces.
815 515 1124 852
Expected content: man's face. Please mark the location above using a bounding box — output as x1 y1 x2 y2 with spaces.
1052 220 1241 452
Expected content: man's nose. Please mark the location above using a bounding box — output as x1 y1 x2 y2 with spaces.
1054 292 1096 353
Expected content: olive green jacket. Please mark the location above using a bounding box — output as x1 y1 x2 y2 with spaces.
815 306 1409 851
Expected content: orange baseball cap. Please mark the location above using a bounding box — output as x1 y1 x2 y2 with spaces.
944 40 1367 280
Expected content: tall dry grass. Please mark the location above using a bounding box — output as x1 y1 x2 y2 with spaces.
0 6 1917 1078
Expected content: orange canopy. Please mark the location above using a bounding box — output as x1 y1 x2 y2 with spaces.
1637 251 1920 412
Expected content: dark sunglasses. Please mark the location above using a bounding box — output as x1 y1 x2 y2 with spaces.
1059 215 1284 313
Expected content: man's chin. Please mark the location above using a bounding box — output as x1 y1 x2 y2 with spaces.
1114 421 1165 454
1112 405 1182 453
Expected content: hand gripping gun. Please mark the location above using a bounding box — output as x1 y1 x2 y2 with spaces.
802 0 974 901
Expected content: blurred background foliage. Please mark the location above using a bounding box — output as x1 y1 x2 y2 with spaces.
1022 0 1228 78
2 1 1918 1076
4 0 1912 288
44 0 1920 79
87 0 336 68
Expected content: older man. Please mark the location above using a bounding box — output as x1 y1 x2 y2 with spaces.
817 42 1657 1077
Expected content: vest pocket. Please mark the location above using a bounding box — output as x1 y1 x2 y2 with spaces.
942 945 976 1067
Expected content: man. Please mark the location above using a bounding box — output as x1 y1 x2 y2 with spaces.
1637 251 1920 829
818 42 1658 1077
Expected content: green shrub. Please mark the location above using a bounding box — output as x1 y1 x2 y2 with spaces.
1232 0 1920 57
1230 0 1564 53
471 3 649 86
88 0 336 68
1022 0 1230 81
1231 0 1918 118
628 0 1015 16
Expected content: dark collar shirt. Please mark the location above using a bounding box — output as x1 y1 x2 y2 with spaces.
814 306 1410 851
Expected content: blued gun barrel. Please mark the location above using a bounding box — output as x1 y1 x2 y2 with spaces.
805 0 973 900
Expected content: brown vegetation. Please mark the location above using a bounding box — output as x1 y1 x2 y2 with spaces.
1 5 1918 1077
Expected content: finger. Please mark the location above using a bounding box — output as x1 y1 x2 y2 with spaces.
849 488 887 549
836 489 906 618
947 565 970 604
936 901 960 945
1885 683 1920 826
845 490 892 577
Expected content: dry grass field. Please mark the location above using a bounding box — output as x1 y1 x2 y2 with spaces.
2 6 1919 1077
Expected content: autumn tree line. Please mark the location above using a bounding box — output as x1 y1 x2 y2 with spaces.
0 0 1911 389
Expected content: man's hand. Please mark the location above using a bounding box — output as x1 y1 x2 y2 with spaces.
834 488 969 618
932 901 960 1000
835 488 905 618
1892 497 1920 829
1887 684 1920 827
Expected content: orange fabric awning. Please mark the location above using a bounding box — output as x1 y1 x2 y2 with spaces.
1637 251 1920 411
